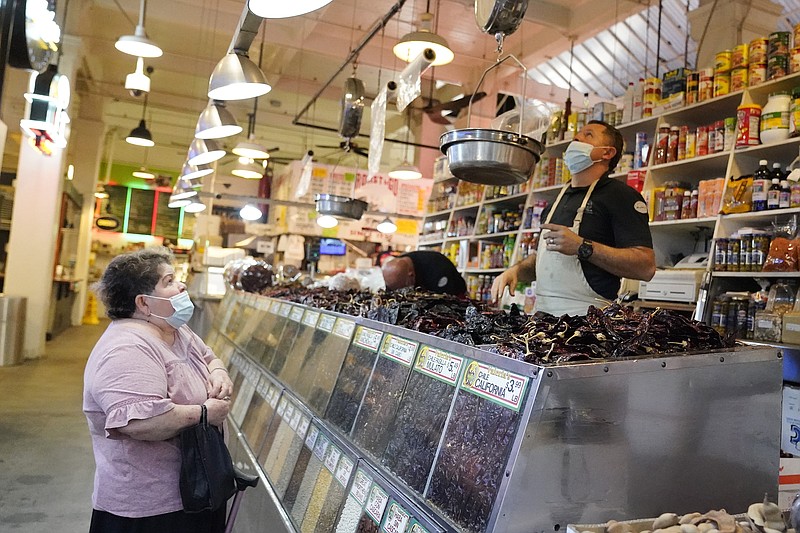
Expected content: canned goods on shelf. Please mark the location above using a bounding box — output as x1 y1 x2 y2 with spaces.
736 103 762 147
749 63 767 86
794 23 800 51
750 38 768 64
714 238 729 271
792 47 800 73
768 54 789 80
715 50 732 74
686 71 699 104
714 72 730 97
769 31 790 56
732 43 749 69
731 67 748 91
699 70 714 102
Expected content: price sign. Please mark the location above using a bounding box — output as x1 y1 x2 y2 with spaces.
460 360 529 411
318 314 336 332
269 388 280 409
380 335 419 367
298 415 310 437
365 483 389 524
381 501 411 533
313 432 330 461
414 345 464 385
409 521 431 533
333 317 356 339
290 306 304 322
290 409 302 431
269 300 281 314
324 445 341 473
303 310 320 327
277 398 288 417
353 326 382 351
305 425 319 449
350 468 372 505
283 403 295 423
335 455 354 487
279 303 292 317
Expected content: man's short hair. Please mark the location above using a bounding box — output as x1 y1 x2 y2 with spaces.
588 120 624 172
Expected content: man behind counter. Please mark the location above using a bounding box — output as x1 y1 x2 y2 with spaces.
382 250 467 297
491 120 656 316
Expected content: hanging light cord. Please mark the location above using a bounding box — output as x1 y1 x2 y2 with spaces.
141 92 149 121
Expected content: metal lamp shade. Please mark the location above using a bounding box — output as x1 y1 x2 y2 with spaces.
208 52 271 101
388 161 422 180
115 25 163 58
195 102 242 140
232 159 264 180
126 119 154 147
170 179 198 201
232 139 270 159
181 162 214 180
248 0 334 18
393 31 453 66
187 138 225 165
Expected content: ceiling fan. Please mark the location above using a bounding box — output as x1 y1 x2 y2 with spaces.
315 139 369 158
422 91 488 125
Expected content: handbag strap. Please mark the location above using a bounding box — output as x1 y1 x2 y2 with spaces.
200 404 208 427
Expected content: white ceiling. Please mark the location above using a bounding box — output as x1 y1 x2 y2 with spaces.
9 0 798 181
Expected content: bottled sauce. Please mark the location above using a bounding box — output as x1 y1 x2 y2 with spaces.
655 124 670 164
767 178 781 209
752 159 770 211
760 91 791 144
667 126 679 162
771 162 785 181
680 190 692 219
780 179 791 208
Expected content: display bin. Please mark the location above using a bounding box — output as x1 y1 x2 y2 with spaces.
213 291 782 533
0 295 25 366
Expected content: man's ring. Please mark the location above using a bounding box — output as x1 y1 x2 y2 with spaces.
223 396 231 401
548 238 554 244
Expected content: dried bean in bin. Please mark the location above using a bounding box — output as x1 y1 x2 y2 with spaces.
325 342 379 434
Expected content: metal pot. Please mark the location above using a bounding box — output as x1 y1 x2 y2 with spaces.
475 0 529 36
440 128 543 185
315 194 368 220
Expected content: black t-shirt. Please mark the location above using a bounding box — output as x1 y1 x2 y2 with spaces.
402 251 467 296
540 176 652 299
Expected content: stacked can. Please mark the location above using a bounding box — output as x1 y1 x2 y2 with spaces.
686 71 700 104
749 38 768 86
642 78 660 117
736 103 762 147
713 50 731 97
731 43 749 91
768 31 790 80
698 68 714 102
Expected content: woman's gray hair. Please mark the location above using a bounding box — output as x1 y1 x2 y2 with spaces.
93 247 174 320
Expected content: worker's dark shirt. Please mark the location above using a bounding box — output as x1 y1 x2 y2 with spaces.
401 251 467 296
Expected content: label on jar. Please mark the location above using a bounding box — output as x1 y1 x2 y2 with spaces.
460 360 529 412
354 326 382 351
761 110 789 131
414 346 464 385
380 335 419 367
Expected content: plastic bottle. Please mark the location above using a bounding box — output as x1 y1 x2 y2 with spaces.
667 126 680 163
780 179 791 208
772 162 785 182
680 190 692 219
767 178 781 209
655 124 670 165
760 91 792 144
753 159 771 211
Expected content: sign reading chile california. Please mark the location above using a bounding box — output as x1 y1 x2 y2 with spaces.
461 360 528 412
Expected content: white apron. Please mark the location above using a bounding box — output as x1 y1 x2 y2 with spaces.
533 180 611 316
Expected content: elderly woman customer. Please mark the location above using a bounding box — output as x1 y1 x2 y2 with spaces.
83 247 233 533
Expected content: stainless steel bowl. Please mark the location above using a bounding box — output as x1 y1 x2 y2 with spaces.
315 194 368 220
440 128 543 185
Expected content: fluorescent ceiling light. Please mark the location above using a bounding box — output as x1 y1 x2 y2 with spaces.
187 138 225 165
239 204 262 221
388 161 422 180
248 0 334 18
126 119 154 147
393 13 453 66
316 214 338 228
195 101 242 139
208 52 271 101
377 217 397 234
132 167 155 179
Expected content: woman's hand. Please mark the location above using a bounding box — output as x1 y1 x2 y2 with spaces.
207 367 233 400
204 398 231 427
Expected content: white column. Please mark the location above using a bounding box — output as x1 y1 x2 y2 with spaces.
5 140 66 358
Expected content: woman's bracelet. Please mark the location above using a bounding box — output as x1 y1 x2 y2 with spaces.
210 367 228 374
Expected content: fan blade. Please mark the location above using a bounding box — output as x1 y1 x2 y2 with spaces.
425 92 487 114
353 147 369 157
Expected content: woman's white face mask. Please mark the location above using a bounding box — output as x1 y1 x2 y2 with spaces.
143 291 194 329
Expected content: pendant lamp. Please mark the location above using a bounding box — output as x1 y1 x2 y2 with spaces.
316 214 338 228
180 162 214 181
132 147 154 179
187 138 225 166
388 110 421 180
184 198 207 213
247 0 333 18
377 217 397 234
168 179 197 208
233 113 270 159
240 204 263 221
126 93 154 147
195 101 242 140
115 0 162 58
208 51 271 101
232 157 265 180
393 10 453 66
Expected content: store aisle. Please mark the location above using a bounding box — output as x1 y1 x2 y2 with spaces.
0 320 109 532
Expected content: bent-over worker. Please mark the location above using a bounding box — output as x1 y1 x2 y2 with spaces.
491 120 656 316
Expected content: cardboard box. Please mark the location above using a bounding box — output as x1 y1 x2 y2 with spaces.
780 456 800 508
626 170 646 193
782 384 800 455
783 312 800 344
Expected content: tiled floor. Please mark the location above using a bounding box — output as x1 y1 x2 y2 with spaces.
0 320 109 532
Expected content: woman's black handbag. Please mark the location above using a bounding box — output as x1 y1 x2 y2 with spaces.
179 404 237 513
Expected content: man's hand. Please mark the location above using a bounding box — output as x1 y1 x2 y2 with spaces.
491 264 519 302
540 223 582 255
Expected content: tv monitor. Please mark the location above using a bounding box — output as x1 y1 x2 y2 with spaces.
319 238 346 256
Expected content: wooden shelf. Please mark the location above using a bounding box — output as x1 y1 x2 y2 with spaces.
472 230 519 240
483 192 529 205
648 150 730 171
713 271 800 278
531 184 565 194
649 217 717 228
722 207 800 220
452 202 481 211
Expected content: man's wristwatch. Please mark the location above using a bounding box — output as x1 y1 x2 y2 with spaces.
577 239 594 260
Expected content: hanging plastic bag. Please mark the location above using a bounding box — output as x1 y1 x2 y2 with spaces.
294 151 314 199
721 175 753 214
396 48 435 112
368 81 397 180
